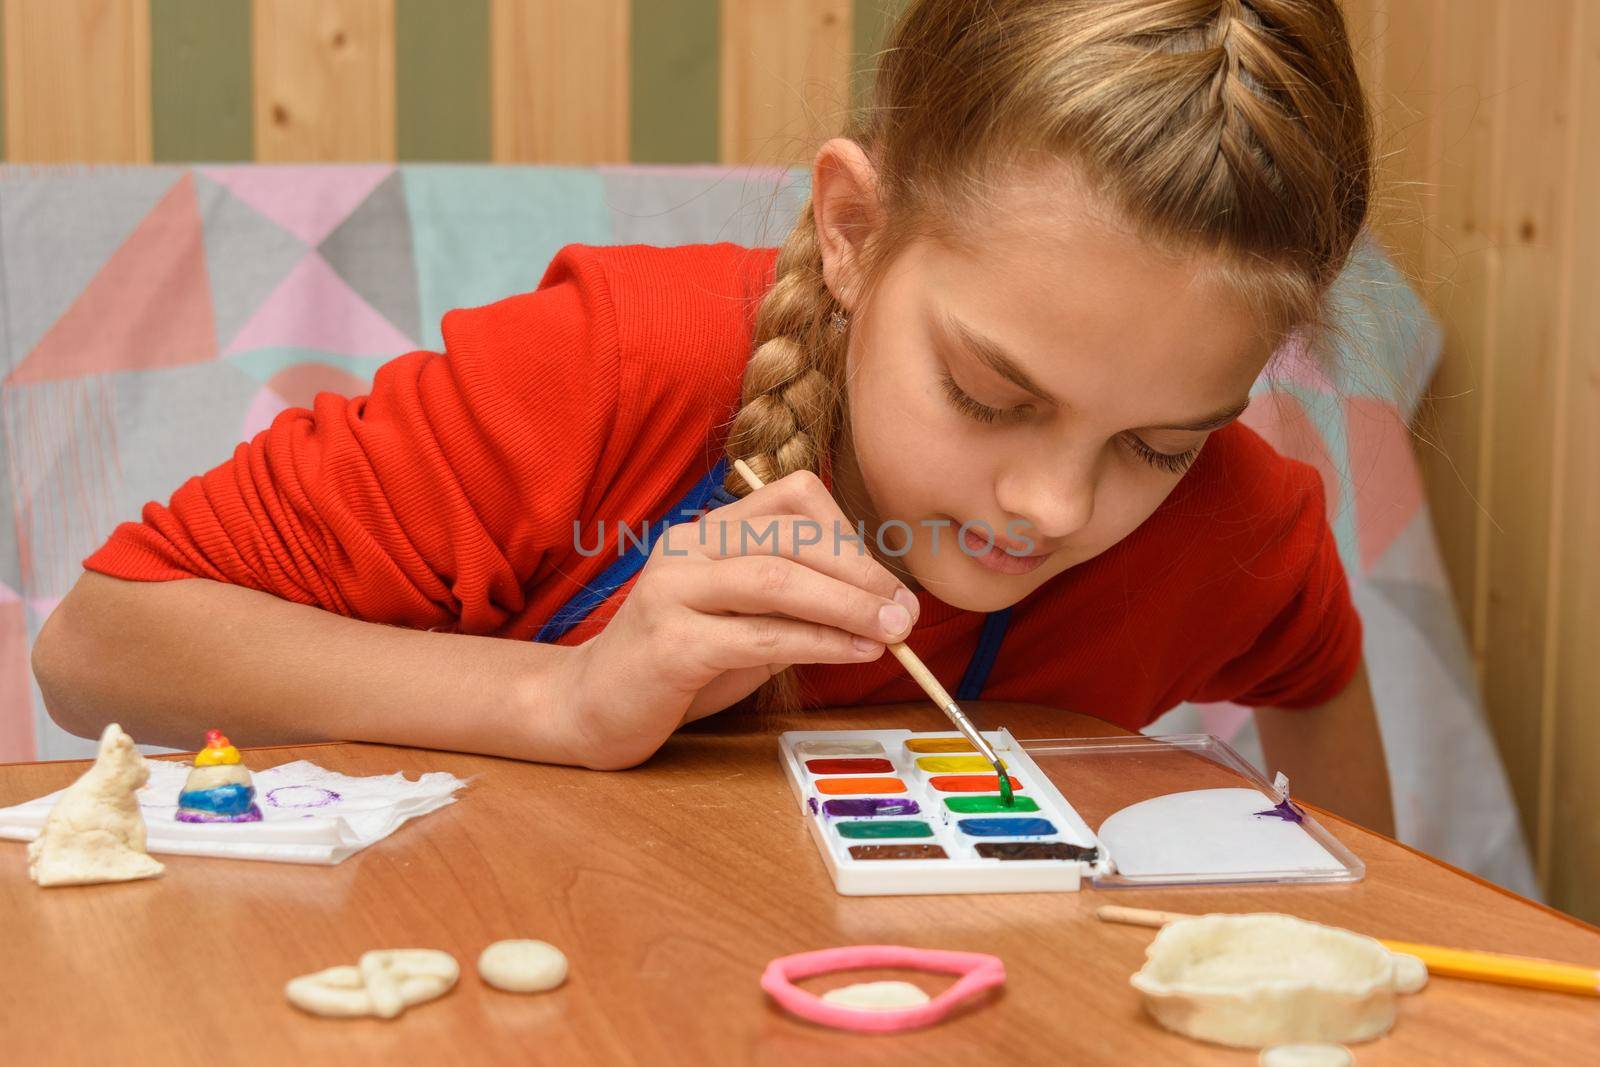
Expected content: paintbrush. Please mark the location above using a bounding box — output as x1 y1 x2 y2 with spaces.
1096 905 1600 998
730 459 1015 806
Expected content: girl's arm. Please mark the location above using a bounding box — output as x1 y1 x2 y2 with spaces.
32 571 595 765
1253 659 1396 836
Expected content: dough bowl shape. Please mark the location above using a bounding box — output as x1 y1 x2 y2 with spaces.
1130 914 1420 1048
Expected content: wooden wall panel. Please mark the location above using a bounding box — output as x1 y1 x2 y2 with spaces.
849 0 906 110
395 0 490 161
1354 0 1600 918
253 0 395 162
150 0 252 162
1547 3 1600 922
2 0 150 163
1395 0 1503 674
1480 0 1577 885
629 0 717 164
720 0 853 165
490 0 628 164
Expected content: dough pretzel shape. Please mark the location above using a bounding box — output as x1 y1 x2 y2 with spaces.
286 949 459 1019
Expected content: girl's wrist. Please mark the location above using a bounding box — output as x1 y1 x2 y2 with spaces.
517 640 642 770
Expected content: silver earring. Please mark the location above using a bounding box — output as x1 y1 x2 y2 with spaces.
830 310 849 334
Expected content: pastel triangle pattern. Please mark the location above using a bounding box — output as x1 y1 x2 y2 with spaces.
225 252 418 357
200 165 394 247
1345 396 1424 571
0 168 181 361
318 170 423 343
195 171 309 352
6 174 218 385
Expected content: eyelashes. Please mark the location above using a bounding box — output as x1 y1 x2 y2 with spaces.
1122 434 1201 475
939 372 1009 424
938 372 1200 474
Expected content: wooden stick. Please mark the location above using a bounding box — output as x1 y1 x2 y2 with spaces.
1095 905 1600 998
1096 905 1194 929
727 459 1006 774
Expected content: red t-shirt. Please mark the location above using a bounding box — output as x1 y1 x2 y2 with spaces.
83 243 1361 730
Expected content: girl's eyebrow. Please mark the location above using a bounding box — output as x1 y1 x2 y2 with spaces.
1146 400 1251 432
944 315 1058 403
945 314 1249 430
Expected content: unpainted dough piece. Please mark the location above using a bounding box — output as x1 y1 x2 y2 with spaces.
27 723 165 887
1389 952 1429 994
820 980 932 1011
1261 1044 1354 1067
1131 913 1417 1048
477 939 568 993
286 949 459 1019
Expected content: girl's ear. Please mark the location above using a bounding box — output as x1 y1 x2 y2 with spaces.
812 138 883 313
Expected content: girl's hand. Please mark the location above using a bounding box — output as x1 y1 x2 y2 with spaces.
558 470 918 769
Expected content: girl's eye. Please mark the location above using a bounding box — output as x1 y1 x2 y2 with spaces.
1124 433 1201 475
940 373 1027 424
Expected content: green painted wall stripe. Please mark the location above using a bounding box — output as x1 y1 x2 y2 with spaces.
852 0 907 112
150 0 252 163
629 0 719 164
396 0 490 162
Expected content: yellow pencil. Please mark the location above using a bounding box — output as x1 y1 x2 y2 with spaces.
1096 905 1600 998
1378 939 1600 997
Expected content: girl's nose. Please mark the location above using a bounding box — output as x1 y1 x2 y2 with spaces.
996 455 1097 542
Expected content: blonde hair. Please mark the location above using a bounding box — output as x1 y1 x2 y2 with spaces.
724 0 1371 712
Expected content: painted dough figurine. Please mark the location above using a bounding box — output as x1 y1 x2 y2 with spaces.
176 729 262 823
27 723 165 887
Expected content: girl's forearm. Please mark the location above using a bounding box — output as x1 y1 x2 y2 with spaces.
31 572 593 765
1254 660 1396 836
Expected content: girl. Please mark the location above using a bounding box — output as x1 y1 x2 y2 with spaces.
33 0 1394 833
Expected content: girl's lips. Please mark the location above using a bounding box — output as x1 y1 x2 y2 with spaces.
959 526 1052 575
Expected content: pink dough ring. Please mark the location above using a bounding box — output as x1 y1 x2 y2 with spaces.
760 945 1006 1033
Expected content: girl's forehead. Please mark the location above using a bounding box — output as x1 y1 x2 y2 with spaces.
896 207 1273 415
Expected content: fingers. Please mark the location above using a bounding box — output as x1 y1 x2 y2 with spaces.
694 614 888 672
688 510 909 608
681 554 915 645
697 470 908 579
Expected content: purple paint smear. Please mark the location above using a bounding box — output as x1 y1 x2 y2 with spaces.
821 797 921 818
266 785 342 809
176 807 263 823
1253 798 1305 823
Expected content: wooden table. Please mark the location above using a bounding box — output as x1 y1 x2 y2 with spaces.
3 703 1597 1065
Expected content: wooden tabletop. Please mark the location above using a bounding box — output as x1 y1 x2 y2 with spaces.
3 703 1597 1066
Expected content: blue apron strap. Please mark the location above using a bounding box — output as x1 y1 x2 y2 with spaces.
956 608 1012 701
536 457 731 643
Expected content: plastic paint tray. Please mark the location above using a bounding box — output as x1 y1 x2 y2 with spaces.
778 730 1364 897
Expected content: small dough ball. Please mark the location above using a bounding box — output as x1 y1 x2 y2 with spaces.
820 980 931 1011
1260 1045 1354 1067
478 939 568 993
1390 952 1429 994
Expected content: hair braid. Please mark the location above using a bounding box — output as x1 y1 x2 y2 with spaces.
722 203 850 715
722 203 846 497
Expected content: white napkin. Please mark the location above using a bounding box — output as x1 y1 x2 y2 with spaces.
0 760 466 865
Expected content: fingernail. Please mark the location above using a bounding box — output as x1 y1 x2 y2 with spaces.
894 588 919 619
879 602 911 637
853 635 880 653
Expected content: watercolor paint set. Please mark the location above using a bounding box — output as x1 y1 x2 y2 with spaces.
779 729 1364 897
